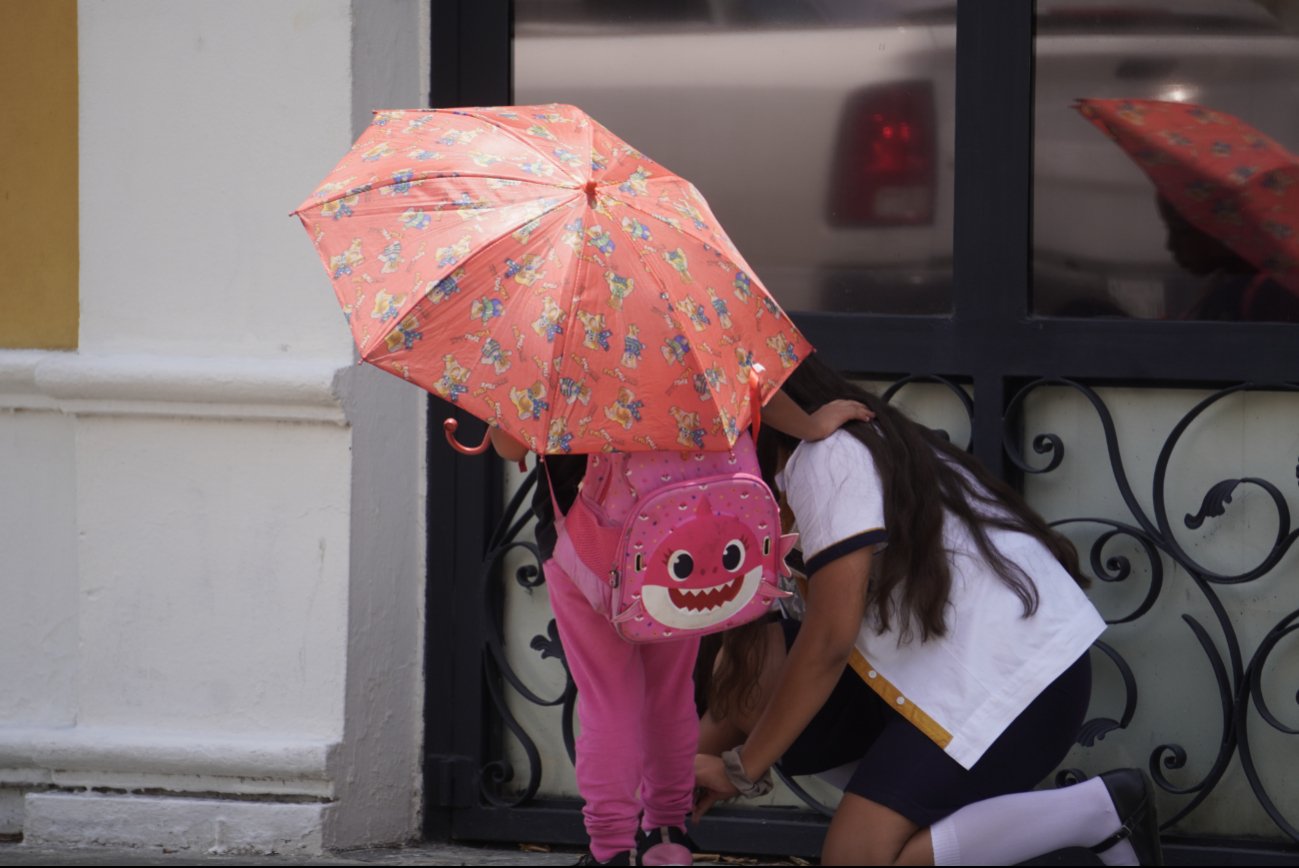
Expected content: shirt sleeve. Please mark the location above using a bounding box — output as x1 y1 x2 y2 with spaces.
780 430 888 576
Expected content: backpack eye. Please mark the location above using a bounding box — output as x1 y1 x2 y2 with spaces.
669 550 694 581
722 540 746 572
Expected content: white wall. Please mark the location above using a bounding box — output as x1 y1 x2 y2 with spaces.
76 0 356 361
0 0 429 854
0 373 79 730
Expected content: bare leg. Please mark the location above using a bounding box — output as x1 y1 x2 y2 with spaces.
822 792 933 866
823 781 1144 865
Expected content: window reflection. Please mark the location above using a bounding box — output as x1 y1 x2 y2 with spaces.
1033 0 1299 322
513 0 958 314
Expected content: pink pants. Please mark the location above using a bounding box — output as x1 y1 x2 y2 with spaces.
544 557 701 862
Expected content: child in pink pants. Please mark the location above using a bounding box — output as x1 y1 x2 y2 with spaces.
546 553 700 865
491 392 870 866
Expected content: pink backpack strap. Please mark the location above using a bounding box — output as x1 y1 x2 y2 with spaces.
539 456 565 536
541 456 620 578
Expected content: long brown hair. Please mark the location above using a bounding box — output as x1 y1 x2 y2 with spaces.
707 354 1085 719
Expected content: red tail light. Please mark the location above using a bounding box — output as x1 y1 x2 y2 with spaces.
828 81 936 226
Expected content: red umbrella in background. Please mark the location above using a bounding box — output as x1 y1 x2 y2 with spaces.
1076 98 1299 299
292 104 813 454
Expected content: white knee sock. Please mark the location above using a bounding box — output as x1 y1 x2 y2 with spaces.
929 777 1138 866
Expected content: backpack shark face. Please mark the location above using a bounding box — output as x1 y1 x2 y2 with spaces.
559 434 796 643
636 495 788 632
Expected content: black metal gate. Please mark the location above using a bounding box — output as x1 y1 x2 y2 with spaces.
423 1 1299 861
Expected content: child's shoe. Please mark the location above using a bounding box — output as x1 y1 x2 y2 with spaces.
574 850 633 866
635 826 695 866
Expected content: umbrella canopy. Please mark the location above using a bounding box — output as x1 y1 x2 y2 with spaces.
1075 98 1299 297
293 104 813 453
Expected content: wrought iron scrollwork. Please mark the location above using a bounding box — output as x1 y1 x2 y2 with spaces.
1238 607 1299 840
1008 378 1299 842
475 377 1299 844
1050 518 1164 624
478 466 578 805
1076 641 1138 747
882 374 975 450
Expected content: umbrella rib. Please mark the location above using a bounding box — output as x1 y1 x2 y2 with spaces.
545 234 598 454
614 180 762 283
534 118 605 454
607 194 805 442
606 219 746 445
616 185 790 391
297 172 577 213
456 108 588 188
360 192 584 360
540 116 601 452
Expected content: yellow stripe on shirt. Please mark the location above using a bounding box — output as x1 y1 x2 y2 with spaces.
847 649 953 750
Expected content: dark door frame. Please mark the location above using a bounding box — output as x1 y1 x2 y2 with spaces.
422 0 1299 860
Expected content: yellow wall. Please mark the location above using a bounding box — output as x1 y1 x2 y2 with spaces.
0 0 78 349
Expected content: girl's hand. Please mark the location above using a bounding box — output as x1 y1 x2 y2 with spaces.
763 390 873 442
692 753 740 823
806 399 873 440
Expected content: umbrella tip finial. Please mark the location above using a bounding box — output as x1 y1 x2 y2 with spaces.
584 180 597 206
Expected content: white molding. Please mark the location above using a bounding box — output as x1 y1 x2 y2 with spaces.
0 350 351 424
23 792 330 855
0 728 337 799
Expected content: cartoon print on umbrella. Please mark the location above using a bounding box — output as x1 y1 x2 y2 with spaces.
293 103 813 454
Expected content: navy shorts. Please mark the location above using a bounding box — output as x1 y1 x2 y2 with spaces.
776 619 1092 827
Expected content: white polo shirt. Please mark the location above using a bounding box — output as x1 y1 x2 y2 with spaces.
777 429 1106 770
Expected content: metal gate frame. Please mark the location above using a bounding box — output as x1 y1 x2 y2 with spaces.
422 1 1299 861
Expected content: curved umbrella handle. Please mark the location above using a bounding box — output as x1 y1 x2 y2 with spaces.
443 417 492 456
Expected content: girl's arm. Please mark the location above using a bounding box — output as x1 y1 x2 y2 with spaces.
763 388 873 441
698 708 747 757
694 547 872 818
488 427 529 462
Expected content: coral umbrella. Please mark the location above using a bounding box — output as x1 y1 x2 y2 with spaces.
293 104 812 454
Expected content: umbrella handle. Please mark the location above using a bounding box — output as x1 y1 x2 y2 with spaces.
748 366 763 443
443 418 492 456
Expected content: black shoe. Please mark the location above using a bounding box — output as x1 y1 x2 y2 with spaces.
635 825 697 866
1090 768 1164 866
574 850 633 866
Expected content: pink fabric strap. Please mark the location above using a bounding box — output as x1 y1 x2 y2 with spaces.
542 457 619 575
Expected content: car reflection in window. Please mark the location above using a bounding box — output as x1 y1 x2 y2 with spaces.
516 0 1299 321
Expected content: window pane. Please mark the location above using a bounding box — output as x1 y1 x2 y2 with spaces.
513 0 957 314
1032 0 1299 322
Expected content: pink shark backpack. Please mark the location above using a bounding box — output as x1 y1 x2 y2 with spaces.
549 431 795 643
